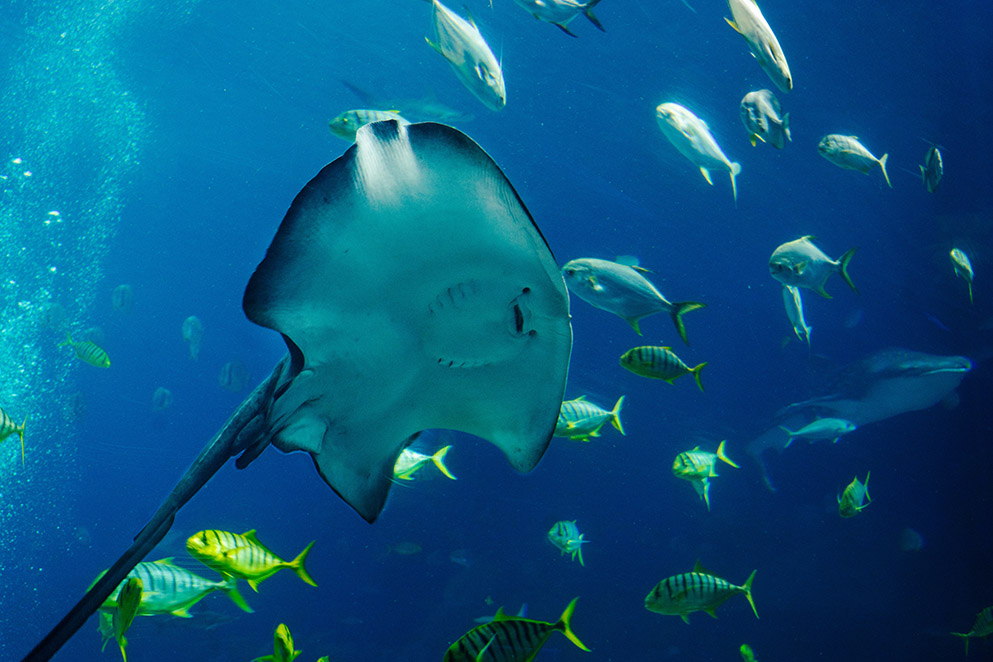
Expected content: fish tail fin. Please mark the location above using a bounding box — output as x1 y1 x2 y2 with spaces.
584 0 605 32
610 395 626 435
778 426 796 448
783 113 791 142
431 445 458 480
716 439 739 468
58 332 73 348
670 301 705 345
838 247 859 293
118 637 127 662
554 597 592 652
878 153 892 188
742 569 759 619
220 573 254 612
18 414 26 466
863 471 871 504
289 540 318 587
689 362 707 392
729 162 741 205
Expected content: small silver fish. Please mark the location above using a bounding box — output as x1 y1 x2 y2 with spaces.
781 285 810 346
769 235 857 298
512 0 605 37
817 134 891 188
779 418 856 447
920 145 942 193
427 0 506 111
740 89 790 149
725 0 792 93
329 110 408 142
656 102 742 203
950 248 974 304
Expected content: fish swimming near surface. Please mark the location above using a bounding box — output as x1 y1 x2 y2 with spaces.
817 134 891 188
645 561 758 623
725 0 792 93
59 332 111 368
671 440 739 511
620 345 706 391
920 144 943 193
952 606 993 655
781 285 811 347
563 257 705 342
656 102 742 203
443 597 590 662
253 623 301 662
329 109 408 142
554 395 625 442
111 577 142 662
23 120 572 661
511 0 605 37
950 248 974 304
740 89 790 149
186 529 317 592
427 0 506 111
779 417 856 447
837 472 871 518
769 235 858 298
547 519 589 566
393 445 457 480
0 405 26 466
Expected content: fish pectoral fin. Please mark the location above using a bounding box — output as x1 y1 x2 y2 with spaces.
170 608 193 618
698 167 714 186
749 134 758 147
704 606 719 619
724 17 742 33
424 37 443 55
680 613 691 624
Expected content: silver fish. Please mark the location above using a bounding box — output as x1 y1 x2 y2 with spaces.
781 285 810 346
427 0 506 111
725 0 792 93
769 235 857 298
656 102 742 203
740 89 790 149
817 134 891 188
950 248 974 304
512 0 605 37
920 145 942 193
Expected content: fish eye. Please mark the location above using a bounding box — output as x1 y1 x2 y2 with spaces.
564 269 575 277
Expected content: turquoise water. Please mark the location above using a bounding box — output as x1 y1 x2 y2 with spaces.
1 1 991 660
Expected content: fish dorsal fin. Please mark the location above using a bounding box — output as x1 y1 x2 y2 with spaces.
800 234 817 242
574 395 586 401
153 558 176 567
241 529 262 545
691 445 700 451
692 559 715 575
493 607 510 621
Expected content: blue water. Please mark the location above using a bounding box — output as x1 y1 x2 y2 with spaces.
1 0 991 660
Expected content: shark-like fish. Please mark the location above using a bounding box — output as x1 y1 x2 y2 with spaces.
21 120 572 661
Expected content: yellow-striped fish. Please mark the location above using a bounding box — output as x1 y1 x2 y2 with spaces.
554 395 625 442
837 472 871 518
186 529 317 591
547 520 589 566
0 405 26 466
113 577 142 662
443 597 590 662
645 562 758 623
329 109 408 142
619 346 706 391
96 558 252 616
59 332 110 368
672 440 739 511
953 606 993 655
393 445 457 480
740 643 758 662
252 623 301 662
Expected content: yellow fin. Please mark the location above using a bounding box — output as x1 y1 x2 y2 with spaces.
699 167 714 186
724 17 742 33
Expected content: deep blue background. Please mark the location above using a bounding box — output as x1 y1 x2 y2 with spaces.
1 0 991 660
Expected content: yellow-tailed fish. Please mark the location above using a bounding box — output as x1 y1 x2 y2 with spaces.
253 623 301 662
740 89 790 149
921 144 943 193
952 606 993 655
510 0 605 37
113 577 142 662
427 0 506 111
547 520 589 566
781 418 856 447
769 236 858 299
725 0 792 93
393 445 457 480
186 529 317 591
950 248 974 304
0 405 26 466
656 102 742 203
837 472 871 518
782 285 811 347
59 332 110 367
443 597 590 662
672 440 739 511
817 134 891 188
619 345 706 391
740 643 758 661
554 395 625 442
645 561 758 623
95 558 252 616
329 109 408 142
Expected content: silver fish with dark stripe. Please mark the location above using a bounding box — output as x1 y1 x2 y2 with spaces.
619 346 706 391
645 561 758 623
444 597 590 662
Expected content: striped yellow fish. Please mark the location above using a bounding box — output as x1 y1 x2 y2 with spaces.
59 332 110 368
329 109 408 142
554 395 625 442
0 405 26 466
393 445 457 480
113 577 142 662
186 529 317 591
548 520 589 566
645 561 758 623
837 472 871 518
96 558 252 616
252 623 302 662
672 440 739 511
619 346 706 391
953 606 993 655
443 597 590 662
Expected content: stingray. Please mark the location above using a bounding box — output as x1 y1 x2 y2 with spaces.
747 348 972 490
22 120 572 661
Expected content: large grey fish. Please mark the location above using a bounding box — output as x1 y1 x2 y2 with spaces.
562 257 705 343
656 102 742 203
725 0 792 93
512 0 605 37
817 134 891 188
22 121 572 661
769 235 857 298
920 144 943 193
427 0 506 111
740 89 790 149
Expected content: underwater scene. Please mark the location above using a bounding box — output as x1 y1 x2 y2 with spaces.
2 0 992 660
